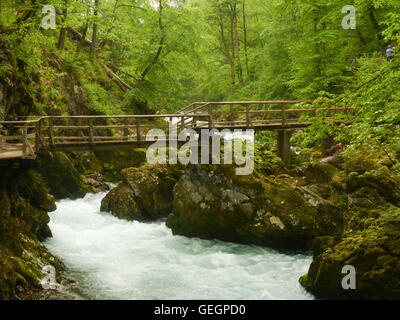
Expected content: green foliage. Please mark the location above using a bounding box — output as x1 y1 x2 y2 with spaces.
1 0 400 149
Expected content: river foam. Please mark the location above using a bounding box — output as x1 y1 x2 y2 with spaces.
44 193 314 300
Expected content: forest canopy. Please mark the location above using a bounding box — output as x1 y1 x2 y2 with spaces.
1 0 400 155
1 0 399 109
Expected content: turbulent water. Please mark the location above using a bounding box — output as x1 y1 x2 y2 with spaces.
44 193 314 300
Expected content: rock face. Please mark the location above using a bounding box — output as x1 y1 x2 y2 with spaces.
0 165 62 299
35 152 92 200
299 153 400 299
166 164 345 250
101 165 183 221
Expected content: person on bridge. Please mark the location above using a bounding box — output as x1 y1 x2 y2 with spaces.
386 45 395 61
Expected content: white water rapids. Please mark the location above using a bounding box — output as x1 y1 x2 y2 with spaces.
44 193 314 300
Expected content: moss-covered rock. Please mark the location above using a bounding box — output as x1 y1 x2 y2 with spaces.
166 164 343 250
101 183 144 221
94 149 147 182
299 206 400 299
0 165 63 299
302 162 341 185
101 164 184 221
300 155 400 299
347 166 400 206
35 152 91 200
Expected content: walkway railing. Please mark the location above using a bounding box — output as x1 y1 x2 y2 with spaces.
0 100 358 160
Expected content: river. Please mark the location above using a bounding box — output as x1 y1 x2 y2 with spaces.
44 193 314 300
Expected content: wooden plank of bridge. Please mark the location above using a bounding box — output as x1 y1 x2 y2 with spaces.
0 142 24 160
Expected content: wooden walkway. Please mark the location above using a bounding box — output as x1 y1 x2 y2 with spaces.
0 100 357 161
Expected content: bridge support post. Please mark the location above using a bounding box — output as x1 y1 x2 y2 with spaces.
277 130 292 168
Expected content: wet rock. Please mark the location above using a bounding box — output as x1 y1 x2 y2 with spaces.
101 183 144 221
101 164 184 221
36 152 90 200
166 164 331 250
94 149 147 182
0 167 63 299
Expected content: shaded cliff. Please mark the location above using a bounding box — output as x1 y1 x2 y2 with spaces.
0 161 62 299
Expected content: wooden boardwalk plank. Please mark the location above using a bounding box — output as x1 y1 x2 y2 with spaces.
0 143 24 160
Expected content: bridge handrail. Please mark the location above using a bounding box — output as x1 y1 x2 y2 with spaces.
1 102 359 161
178 100 315 116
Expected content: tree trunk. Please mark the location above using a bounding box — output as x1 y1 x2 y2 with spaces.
135 0 164 87
233 3 244 87
67 27 92 46
100 63 133 92
229 6 236 85
98 0 120 51
77 16 89 53
368 7 383 42
242 0 249 77
90 0 99 56
57 0 68 50
218 15 235 85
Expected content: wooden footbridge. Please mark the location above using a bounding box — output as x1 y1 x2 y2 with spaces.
0 100 356 166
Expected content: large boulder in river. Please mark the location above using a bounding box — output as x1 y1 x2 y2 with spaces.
101 164 184 221
166 164 345 250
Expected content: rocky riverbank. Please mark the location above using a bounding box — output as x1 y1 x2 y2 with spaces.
0 162 62 299
0 147 147 299
1 132 399 300
100 147 400 299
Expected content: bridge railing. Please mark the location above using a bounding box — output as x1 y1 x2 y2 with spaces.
1 101 359 160
179 100 357 129
0 120 38 159
20 113 211 151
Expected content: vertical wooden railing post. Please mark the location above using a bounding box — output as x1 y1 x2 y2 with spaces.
265 104 269 121
191 115 196 128
49 118 54 147
35 119 42 153
0 135 4 152
77 118 83 137
123 118 129 141
281 104 287 126
208 104 214 129
180 115 185 131
89 118 94 144
22 124 28 159
136 118 142 142
230 104 234 125
246 105 251 127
